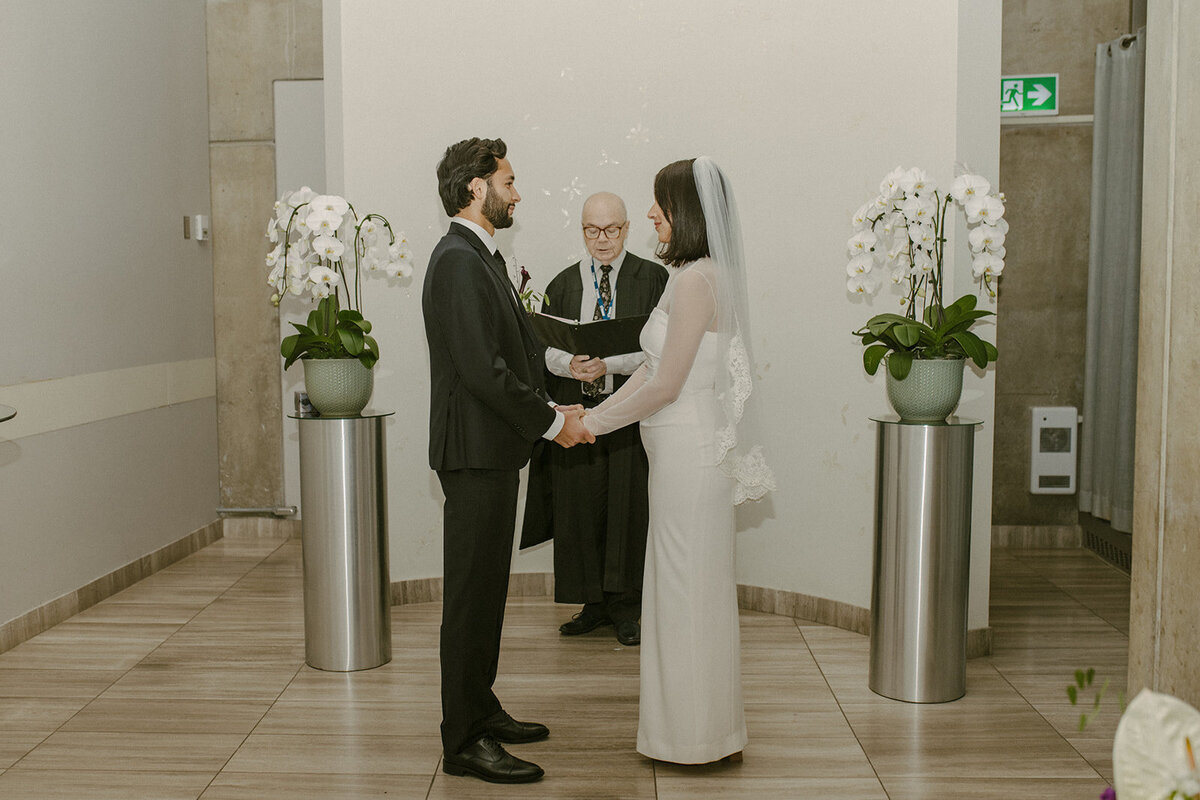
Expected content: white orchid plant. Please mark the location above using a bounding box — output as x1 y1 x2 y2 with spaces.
265 187 413 369
847 166 1007 380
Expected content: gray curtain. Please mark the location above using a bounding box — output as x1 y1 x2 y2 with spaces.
1079 29 1145 533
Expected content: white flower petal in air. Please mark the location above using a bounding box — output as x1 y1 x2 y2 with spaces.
313 234 345 262
265 244 282 268
992 217 1010 236
846 253 875 277
310 194 350 216
287 276 306 296
847 230 878 256
890 265 910 284
964 194 1005 223
949 174 991 204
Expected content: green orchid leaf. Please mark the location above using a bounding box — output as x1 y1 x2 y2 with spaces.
1067 685 1078 705
338 309 364 323
289 322 314 336
363 334 379 355
863 344 889 375
337 326 365 355
951 293 978 314
894 324 921 348
983 340 998 361
949 332 988 367
887 350 913 380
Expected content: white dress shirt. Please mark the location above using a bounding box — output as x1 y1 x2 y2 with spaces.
450 217 564 441
544 249 647 395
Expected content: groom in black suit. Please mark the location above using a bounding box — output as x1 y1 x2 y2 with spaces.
423 137 593 784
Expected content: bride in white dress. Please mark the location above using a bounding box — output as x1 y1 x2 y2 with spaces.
582 157 774 764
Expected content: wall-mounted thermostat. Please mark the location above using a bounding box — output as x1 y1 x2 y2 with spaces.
1030 406 1078 494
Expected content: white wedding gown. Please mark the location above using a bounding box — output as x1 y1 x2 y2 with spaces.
585 260 747 763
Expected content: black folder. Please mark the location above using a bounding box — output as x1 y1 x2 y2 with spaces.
529 312 650 359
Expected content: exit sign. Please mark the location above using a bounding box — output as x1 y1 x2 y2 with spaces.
1000 74 1059 116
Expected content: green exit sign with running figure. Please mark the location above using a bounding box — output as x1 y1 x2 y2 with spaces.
1000 74 1059 116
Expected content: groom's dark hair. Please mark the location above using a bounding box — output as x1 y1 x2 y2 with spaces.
437 137 507 216
654 158 710 267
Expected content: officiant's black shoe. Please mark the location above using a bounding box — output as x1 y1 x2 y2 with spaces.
559 609 611 635
615 620 641 646
483 709 549 744
443 735 544 784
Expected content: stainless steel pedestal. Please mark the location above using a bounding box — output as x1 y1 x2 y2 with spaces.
292 410 394 671
869 416 982 703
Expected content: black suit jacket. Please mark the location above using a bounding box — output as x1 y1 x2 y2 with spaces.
541 251 669 407
423 222 555 471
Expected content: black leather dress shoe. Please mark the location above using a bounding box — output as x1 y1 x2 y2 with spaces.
559 609 611 635
615 620 641 646
483 709 549 743
443 735 544 783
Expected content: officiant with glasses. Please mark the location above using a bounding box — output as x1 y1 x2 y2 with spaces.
520 191 668 647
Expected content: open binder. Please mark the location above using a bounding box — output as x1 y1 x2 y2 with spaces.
529 312 650 358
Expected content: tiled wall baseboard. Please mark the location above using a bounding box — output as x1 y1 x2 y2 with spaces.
391 573 993 658
0 518 225 655
992 524 1083 548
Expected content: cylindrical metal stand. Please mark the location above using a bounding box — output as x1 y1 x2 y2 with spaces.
293 411 394 671
869 417 981 703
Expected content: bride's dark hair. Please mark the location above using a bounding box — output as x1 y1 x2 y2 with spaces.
654 159 710 267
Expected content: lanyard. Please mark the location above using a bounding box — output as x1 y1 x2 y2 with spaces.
589 260 613 321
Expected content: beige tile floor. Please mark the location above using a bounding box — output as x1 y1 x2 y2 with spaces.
0 535 1127 799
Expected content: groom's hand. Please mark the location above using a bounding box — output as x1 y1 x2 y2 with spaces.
554 410 595 448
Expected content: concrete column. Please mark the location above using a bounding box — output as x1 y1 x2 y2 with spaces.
205 0 322 508
1129 0 1200 704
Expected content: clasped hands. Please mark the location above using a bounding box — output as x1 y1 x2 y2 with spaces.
553 404 594 448
568 354 607 383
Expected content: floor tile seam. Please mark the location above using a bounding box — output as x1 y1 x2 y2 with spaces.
1007 551 1131 636
126 535 297 675
16 643 161 765
988 661 1108 781
792 618 892 798
200 659 307 798
424 755 440 800
85 537 296 800
990 569 1126 653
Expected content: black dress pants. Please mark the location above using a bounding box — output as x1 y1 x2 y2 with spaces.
436 467 519 754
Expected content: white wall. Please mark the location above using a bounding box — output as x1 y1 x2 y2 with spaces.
326 0 1002 627
0 1 217 624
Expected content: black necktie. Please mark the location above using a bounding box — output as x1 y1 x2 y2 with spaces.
582 264 613 398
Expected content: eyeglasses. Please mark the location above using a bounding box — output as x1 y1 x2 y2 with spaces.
582 223 627 240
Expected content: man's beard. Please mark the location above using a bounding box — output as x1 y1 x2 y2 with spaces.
482 184 513 229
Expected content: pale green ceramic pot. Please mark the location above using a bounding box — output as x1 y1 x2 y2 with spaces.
302 358 374 417
884 357 966 422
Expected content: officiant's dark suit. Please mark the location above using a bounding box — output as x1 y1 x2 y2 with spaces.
423 138 591 784
521 192 668 647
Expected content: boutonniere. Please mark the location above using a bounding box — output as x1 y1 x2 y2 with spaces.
515 264 548 314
